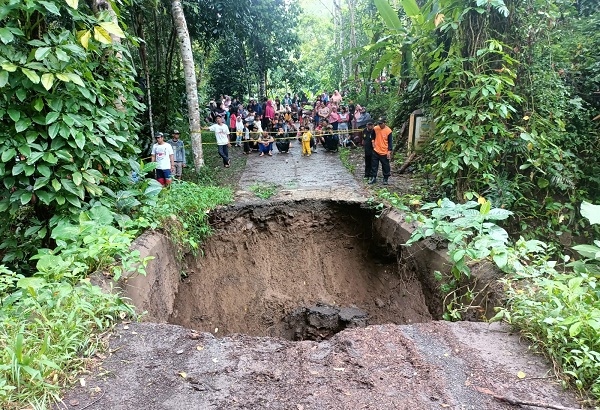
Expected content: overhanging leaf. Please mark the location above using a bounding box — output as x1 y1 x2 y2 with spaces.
66 73 85 87
373 0 403 31
0 27 14 44
1 62 17 72
401 0 420 18
581 201 600 225
94 26 112 44
0 70 9 87
66 0 79 9
77 30 91 50
99 22 125 39
21 67 40 84
35 47 51 60
41 73 55 90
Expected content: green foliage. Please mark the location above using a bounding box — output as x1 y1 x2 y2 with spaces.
204 0 301 98
34 205 153 281
401 194 516 319
388 193 600 400
0 207 149 407
249 183 278 200
0 270 134 407
0 0 144 220
502 202 600 402
150 181 233 257
429 40 522 197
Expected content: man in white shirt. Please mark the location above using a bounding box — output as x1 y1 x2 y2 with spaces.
151 132 175 186
204 115 231 167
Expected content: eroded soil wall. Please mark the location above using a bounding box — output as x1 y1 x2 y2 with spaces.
168 200 435 339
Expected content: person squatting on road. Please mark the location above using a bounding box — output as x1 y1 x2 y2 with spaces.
362 121 375 178
167 130 186 179
151 132 174 186
258 131 274 157
369 117 393 185
203 115 231 168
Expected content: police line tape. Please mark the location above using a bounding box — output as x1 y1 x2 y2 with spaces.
183 128 372 145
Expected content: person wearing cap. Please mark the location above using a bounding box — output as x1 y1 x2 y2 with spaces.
167 130 186 179
369 117 393 185
362 122 376 178
203 115 231 168
151 132 174 186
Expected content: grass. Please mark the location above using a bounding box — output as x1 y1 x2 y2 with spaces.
184 131 247 189
153 181 233 257
249 183 278 199
339 147 355 174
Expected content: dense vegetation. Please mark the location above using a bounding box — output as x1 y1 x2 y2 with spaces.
0 0 599 407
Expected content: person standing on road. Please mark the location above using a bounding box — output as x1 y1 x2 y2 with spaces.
203 115 231 168
362 122 375 178
369 117 393 185
151 132 174 186
167 130 186 179
300 126 312 157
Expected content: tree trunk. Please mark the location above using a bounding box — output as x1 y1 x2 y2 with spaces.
164 26 177 129
135 11 154 138
259 67 266 99
348 0 357 80
171 0 204 169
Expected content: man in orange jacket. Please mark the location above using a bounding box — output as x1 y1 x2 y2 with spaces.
368 117 393 185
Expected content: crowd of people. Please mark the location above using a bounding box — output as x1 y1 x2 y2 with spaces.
204 91 383 159
151 91 394 186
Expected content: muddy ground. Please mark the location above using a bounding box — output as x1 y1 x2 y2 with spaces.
58 142 584 409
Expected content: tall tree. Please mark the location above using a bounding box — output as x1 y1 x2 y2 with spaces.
171 0 204 168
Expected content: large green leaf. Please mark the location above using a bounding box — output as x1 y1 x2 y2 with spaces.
15 118 32 133
46 111 60 125
21 67 40 84
0 70 8 87
41 73 54 90
373 0 403 31
581 201 600 225
35 190 54 205
572 244 600 260
8 109 20 122
38 1 61 15
1 148 16 162
35 47 51 60
0 27 14 44
401 0 421 18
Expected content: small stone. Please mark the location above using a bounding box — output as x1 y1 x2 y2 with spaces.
176 349 184 355
69 399 80 406
374 298 385 308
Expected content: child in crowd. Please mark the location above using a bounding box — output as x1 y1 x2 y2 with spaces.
300 126 312 157
235 115 244 147
243 121 251 154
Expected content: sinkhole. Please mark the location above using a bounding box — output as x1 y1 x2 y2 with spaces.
125 200 450 341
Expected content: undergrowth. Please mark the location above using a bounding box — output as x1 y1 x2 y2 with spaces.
150 181 233 257
376 189 600 404
0 178 232 408
249 183 278 199
0 205 145 408
339 148 355 174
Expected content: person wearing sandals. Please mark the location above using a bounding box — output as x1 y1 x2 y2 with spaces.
203 115 231 168
258 130 274 156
